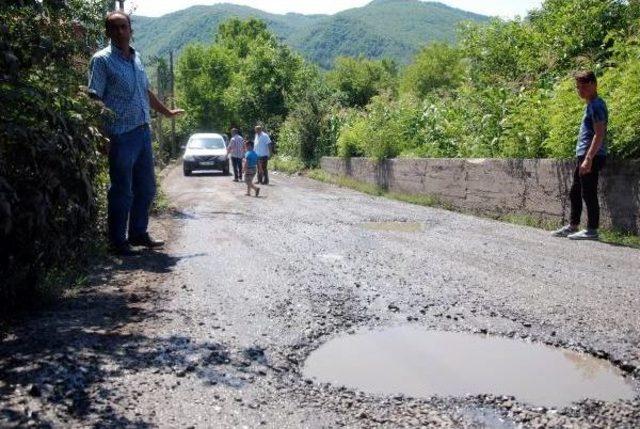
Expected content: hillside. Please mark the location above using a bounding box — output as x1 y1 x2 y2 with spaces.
131 0 488 67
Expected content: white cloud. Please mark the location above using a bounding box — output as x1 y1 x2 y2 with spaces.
128 0 543 19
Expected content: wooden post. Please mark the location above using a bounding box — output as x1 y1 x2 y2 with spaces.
156 61 164 161
169 50 176 157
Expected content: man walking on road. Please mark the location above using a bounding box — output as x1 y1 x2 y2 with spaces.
553 71 608 241
89 11 184 256
254 125 272 185
227 128 245 182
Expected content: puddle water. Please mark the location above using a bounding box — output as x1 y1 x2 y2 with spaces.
303 327 636 408
361 221 423 233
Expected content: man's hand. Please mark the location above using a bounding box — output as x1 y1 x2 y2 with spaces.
168 109 185 118
579 158 593 176
148 90 185 118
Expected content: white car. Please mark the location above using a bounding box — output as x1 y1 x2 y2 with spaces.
182 133 230 176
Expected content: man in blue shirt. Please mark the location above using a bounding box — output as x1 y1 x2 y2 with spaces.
89 11 183 256
553 71 607 241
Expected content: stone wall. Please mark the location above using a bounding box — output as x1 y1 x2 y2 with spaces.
320 157 640 233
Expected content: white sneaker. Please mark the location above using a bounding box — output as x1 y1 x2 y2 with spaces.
568 229 599 241
552 225 578 238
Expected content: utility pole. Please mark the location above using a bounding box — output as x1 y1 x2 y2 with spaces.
117 1 125 12
169 50 176 157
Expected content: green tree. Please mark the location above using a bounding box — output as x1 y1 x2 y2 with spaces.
459 19 544 87
176 18 305 137
327 56 397 108
400 43 464 98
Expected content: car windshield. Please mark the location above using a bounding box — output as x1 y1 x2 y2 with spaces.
188 137 225 149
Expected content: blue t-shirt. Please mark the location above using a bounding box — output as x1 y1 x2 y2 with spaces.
245 150 258 168
576 96 608 157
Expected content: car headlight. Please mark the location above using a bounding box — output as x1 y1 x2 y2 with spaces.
183 154 195 162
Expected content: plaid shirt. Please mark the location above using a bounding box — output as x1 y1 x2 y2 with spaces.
228 135 245 158
88 44 151 136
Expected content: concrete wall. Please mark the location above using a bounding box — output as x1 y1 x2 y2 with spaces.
320 157 640 233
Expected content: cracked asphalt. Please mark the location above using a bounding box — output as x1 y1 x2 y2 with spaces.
1 164 639 428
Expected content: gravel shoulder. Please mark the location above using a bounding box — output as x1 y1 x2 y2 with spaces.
1 165 639 428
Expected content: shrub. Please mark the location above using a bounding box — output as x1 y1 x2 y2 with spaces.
0 1 108 311
337 112 368 158
602 48 640 158
499 88 551 158
544 78 585 159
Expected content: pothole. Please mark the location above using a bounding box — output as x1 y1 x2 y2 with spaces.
302 326 636 408
361 221 423 233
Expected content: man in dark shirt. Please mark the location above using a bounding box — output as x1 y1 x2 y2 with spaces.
553 71 607 241
89 11 183 256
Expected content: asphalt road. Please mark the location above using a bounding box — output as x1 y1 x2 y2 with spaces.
1 165 639 428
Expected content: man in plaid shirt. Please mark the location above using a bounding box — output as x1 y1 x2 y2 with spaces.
89 11 183 256
227 128 245 182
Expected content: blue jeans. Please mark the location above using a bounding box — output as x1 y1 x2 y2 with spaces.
107 124 155 246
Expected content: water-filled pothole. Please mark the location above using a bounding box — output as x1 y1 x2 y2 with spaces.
302 327 636 408
361 221 423 233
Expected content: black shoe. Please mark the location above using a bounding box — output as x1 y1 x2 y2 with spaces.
110 243 140 256
128 233 165 248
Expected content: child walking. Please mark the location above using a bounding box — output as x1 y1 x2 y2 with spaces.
243 140 260 197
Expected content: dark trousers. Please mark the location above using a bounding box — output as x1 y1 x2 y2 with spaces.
108 124 156 246
257 156 269 184
570 155 605 230
231 157 243 179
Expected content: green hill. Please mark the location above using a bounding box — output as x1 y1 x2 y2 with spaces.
131 0 488 67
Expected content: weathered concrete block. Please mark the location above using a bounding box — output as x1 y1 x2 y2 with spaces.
320 157 640 234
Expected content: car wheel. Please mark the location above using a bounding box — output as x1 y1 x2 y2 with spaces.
183 167 192 176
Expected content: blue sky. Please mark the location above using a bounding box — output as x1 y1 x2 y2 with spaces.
128 0 544 18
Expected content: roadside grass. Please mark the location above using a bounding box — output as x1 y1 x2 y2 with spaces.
152 185 171 215
152 165 175 215
271 155 306 174
599 230 640 248
308 169 448 209
307 169 640 249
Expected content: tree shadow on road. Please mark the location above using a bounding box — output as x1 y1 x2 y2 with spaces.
0 250 267 428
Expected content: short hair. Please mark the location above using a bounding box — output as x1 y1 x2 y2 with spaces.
245 139 254 148
575 70 597 85
255 125 262 130
231 128 238 135
105 11 131 32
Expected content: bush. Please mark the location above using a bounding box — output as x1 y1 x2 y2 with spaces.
0 1 108 312
602 47 640 158
337 112 368 158
499 88 551 158
544 78 584 159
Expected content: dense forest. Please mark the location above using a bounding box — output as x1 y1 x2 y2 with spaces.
132 0 487 68
175 0 640 169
